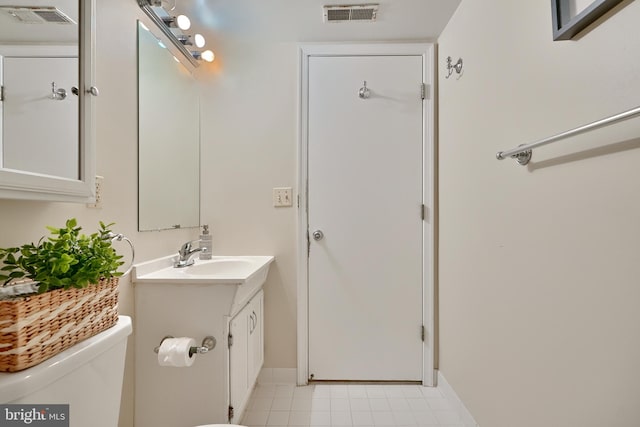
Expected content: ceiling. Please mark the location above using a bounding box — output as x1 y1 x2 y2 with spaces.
0 1 461 49
175 0 461 43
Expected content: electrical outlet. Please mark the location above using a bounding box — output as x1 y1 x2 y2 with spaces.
273 187 293 207
86 175 104 209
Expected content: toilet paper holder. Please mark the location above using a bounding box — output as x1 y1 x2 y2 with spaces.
153 335 217 357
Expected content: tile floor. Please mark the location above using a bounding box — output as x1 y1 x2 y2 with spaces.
241 384 464 427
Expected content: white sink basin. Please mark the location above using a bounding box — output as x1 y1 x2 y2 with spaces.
185 258 256 276
133 255 274 285
133 255 275 316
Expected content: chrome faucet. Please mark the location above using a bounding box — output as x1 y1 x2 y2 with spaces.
174 240 202 268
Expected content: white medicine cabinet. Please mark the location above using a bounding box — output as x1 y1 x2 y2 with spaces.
0 0 97 202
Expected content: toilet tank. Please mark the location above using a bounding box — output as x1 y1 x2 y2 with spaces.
0 316 132 427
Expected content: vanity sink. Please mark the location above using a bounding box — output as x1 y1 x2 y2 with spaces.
133 255 274 285
185 258 256 276
133 255 274 317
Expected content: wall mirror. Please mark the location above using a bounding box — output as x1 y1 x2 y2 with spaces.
0 0 96 202
137 21 200 231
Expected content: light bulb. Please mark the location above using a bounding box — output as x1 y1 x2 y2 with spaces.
201 50 215 62
176 14 191 30
194 33 206 48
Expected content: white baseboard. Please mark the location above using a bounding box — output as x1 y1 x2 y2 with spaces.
258 368 297 384
437 370 479 427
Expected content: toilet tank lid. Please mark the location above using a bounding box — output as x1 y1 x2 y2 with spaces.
0 316 132 404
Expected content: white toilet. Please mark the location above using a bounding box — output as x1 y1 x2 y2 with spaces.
0 316 132 427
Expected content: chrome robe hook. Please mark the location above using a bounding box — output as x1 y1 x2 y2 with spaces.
358 81 371 99
50 81 67 100
445 57 463 79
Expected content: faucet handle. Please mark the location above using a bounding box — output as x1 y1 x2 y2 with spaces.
179 241 191 255
179 240 197 256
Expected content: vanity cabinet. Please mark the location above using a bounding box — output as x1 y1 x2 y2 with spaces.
132 255 273 427
229 289 264 423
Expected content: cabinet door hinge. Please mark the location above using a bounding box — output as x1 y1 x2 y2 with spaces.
307 229 311 256
421 83 427 100
227 333 233 348
421 325 425 342
228 405 234 421
421 204 425 221
0 85 4 102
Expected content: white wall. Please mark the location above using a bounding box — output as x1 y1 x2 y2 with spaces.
195 39 299 368
0 1 199 426
437 1 640 426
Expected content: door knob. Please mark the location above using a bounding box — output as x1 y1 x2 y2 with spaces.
312 230 324 241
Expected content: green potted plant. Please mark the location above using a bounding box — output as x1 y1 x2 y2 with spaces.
0 218 125 372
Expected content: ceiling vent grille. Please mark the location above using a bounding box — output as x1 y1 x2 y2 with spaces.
0 7 76 25
323 4 379 23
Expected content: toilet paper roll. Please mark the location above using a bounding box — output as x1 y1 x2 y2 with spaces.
157 337 197 367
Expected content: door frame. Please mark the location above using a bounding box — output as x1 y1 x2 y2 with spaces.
296 43 436 386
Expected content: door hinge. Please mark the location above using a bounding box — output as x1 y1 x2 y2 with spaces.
227 333 233 348
421 325 425 342
421 83 427 100
421 204 426 221
228 405 234 421
307 229 311 256
0 85 4 102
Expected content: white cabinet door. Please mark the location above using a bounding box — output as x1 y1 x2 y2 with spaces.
229 304 249 421
229 290 264 423
248 290 264 387
3 56 79 179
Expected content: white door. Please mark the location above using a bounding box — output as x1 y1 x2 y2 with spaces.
2 56 79 179
308 55 424 381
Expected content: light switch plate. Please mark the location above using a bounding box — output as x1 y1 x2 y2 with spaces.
273 187 293 207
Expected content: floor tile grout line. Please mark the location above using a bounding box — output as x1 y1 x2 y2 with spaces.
245 384 459 427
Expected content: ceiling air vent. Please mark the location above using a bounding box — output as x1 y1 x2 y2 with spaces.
0 7 76 25
323 4 379 23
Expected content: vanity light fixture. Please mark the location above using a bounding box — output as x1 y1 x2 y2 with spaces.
148 0 176 10
161 14 191 30
176 34 191 45
194 34 206 48
192 50 215 63
177 33 207 48
138 0 210 68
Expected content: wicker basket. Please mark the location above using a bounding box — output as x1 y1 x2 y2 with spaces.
0 277 119 372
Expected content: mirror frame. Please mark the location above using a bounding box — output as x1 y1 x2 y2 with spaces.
551 0 625 40
0 0 96 202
